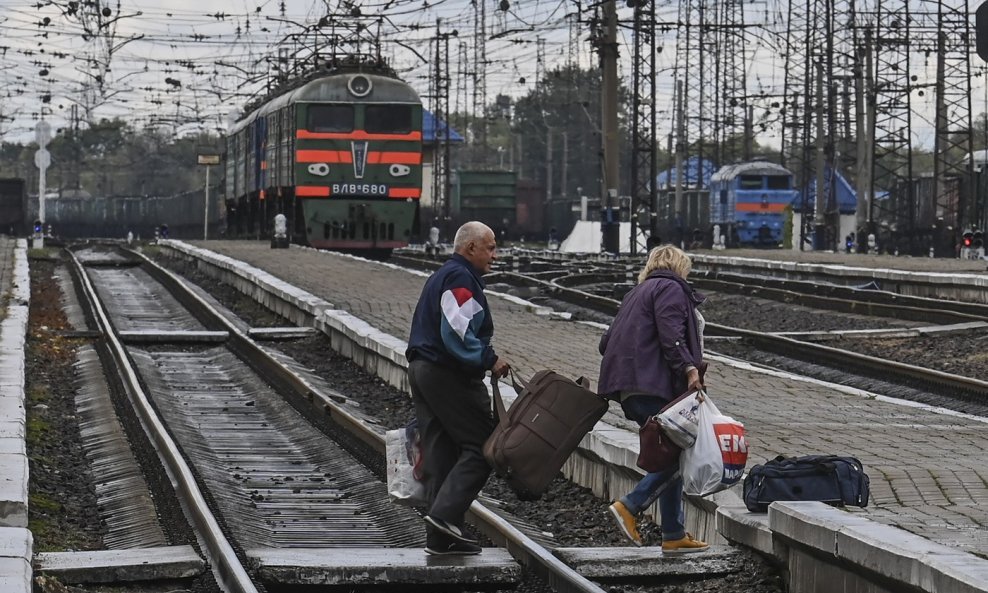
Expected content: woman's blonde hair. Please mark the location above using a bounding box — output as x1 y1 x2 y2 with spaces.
638 245 692 283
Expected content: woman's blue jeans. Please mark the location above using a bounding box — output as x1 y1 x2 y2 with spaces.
619 394 686 542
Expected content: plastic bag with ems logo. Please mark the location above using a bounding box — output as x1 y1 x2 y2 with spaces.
681 395 748 496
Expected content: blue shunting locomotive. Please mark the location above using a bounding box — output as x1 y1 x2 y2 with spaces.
708 161 798 247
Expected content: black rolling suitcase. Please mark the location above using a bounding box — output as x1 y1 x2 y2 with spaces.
742 455 870 512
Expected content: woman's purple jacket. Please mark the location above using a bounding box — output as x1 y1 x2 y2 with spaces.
597 269 705 403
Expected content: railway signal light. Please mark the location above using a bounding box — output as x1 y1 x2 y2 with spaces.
33 220 42 235
963 229 974 248
975 230 984 249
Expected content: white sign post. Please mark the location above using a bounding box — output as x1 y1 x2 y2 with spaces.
35 120 52 248
197 152 220 240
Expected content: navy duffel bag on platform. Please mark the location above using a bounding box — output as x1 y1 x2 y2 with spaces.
742 455 870 512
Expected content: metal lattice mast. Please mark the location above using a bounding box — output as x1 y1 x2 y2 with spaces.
783 0 834 248
674 0 712 184
832 0 860 181
715 0 748 164
781 0 809 170
870 0 914 252
932 0 975 234
431 22 452 226
630 0 657 252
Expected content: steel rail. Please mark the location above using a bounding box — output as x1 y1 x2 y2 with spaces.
547 270 985 326
703 323 988 401
66 249 259 593
692 270 988 319
132 249 609 593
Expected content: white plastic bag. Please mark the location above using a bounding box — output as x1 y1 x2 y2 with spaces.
658 390 704 449
681 396 748 496
386 420 426 506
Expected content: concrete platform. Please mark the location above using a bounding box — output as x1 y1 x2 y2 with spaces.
0 240 32 593
690 251 988 303
0 527 32 593
0 241 31 532
34 545 205 583
160 240 988 593
248 548 521 587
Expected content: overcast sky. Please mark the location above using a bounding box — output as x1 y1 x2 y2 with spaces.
0 0 984 154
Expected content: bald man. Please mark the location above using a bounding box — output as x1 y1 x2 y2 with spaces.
405 221 510 555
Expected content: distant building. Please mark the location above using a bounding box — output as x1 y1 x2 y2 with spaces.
420 111 465 212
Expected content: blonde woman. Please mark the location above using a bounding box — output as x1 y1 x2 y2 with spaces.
597 245 709 553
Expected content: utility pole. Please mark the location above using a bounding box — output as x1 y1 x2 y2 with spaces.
674 79 685 248
473 1 488 155
600 0 620 254
561 132 569 204
856 27 874 241
858 27 877 234
546 128 553 208
814 62 828 250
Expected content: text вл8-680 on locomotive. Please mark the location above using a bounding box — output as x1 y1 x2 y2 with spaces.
224 61 422 255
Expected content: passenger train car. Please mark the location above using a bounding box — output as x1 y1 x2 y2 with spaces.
224 61 423 254
708 161 799 247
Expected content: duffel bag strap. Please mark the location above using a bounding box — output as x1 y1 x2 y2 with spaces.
490 378 509 423
508 367 528 392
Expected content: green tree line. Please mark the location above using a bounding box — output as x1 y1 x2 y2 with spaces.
0 120 218 198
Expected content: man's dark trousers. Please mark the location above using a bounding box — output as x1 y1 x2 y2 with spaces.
409 359 495 527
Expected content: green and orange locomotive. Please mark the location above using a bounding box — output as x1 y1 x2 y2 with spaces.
224 60 423 254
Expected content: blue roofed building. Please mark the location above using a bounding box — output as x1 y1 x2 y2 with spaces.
656 157 717 189
789 166 863 251
422 110 465 145
791 166 858 214
421 111 464 213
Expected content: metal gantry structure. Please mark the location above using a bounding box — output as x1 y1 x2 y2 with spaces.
865 0 975 255
630 1 658 253
430 22 453 228
612 0 977 255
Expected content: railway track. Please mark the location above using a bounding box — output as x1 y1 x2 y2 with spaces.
393 251 988 404
53 245 738 593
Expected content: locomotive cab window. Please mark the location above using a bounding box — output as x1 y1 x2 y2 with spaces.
365 105 413 134
739 175 763 189
766 175 791 189
308 105 353 132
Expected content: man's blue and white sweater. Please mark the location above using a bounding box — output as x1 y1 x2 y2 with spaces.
406 253 497 377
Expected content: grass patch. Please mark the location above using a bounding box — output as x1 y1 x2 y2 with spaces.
27 247 57 260
26 414 49 443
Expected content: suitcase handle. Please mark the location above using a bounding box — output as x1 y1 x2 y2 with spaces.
508 368 591 392
508 368 527 392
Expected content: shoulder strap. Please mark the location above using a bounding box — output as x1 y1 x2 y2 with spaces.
491 378 509 424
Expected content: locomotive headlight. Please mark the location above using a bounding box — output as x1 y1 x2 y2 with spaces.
348 75 372 97
308 163 330 176
390 164 410 177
